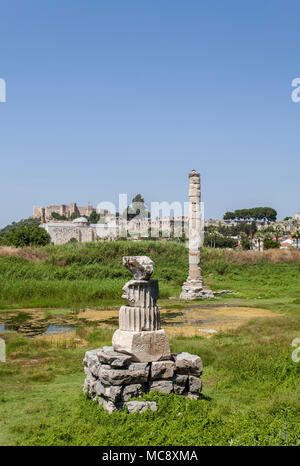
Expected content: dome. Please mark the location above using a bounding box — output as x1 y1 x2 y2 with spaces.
72 217 89 224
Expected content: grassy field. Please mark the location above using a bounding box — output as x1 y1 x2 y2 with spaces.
1 316 299 446
0 242 300 445
1 241 300 309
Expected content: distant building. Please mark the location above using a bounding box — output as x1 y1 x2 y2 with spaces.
42 215 189 245
295 212 300 222
33 202 108 220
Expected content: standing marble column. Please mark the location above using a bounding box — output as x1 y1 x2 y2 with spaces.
180 170 214 299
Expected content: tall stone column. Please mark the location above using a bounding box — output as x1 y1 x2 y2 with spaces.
180 170 214 299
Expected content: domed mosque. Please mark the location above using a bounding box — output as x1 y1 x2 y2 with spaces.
72 217 89 226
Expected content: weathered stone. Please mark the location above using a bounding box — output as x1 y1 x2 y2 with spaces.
99 397 118 414
83 379 89 393
82 248 205 412
186 393 200 400
121 280 158 309
149 380 173 394
125 401 158 414
95 381 122 402
123 256 154 280
180 280 215 300
189 376 202 394
119 304 160 331
122 384 145 401
112 329 171 363
99 362 149 386
173 374 188 395
83 349 102 377
84 371 98 389
151 361 175 380
91 365 102 378
97 346 133 368
88 379 98 397
174 352 203 376
83 349 101 368
180 170 214 300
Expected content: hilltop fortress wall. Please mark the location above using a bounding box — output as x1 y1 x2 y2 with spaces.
33 203 96 219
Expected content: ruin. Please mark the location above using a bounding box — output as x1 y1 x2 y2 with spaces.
33 202 99 219
83 256 203 413
180 170 214 299
41 215 188 245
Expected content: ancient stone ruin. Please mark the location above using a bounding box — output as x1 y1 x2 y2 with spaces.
83 256 203 413
180 170 214 299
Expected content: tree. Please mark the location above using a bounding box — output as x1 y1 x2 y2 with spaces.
0 216 41 237
263 238 280 249
240 232 252 250
223 211 236 221
51 212 67 221
2 226 51 247
273 225 283 243
204 233 237 249
223 207 277 223
254 230 265 251
292 224 300 250
68 237 78 244
89 211 100 223
123 194 148 221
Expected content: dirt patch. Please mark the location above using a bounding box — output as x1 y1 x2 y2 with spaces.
77 309 118 327
0 305 283 341
77 306 281 338
161 306 282 338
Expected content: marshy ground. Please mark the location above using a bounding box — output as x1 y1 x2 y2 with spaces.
0 243 299 445
0 301 281 340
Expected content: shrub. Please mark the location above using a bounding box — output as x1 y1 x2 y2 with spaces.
2 226 51 248
264 239 280 250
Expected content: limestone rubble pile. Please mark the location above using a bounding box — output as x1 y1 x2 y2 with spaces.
83 346 203 414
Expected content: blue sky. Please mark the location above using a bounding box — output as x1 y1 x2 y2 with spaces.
0 0 300 228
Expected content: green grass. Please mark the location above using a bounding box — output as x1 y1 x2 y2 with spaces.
1 242 300 445
0 316 299 446
1 242 300 309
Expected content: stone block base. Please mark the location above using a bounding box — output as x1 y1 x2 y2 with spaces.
112 329 171 362
83 347 203 413
180 279 215 300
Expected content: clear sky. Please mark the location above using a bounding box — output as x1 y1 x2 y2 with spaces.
0 0 300 228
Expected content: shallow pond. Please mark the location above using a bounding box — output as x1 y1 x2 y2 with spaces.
0 304 281 340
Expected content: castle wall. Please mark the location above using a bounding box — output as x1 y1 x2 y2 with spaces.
42 215 189 245
44 223 95 245
33 203 96 219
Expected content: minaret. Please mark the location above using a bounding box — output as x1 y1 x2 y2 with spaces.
180 170 214 299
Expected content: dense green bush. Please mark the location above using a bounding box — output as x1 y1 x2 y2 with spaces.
2 226 51 248
264 239 280 249
204 234 238 249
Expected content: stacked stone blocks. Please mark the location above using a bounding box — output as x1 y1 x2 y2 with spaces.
83 347 203 413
